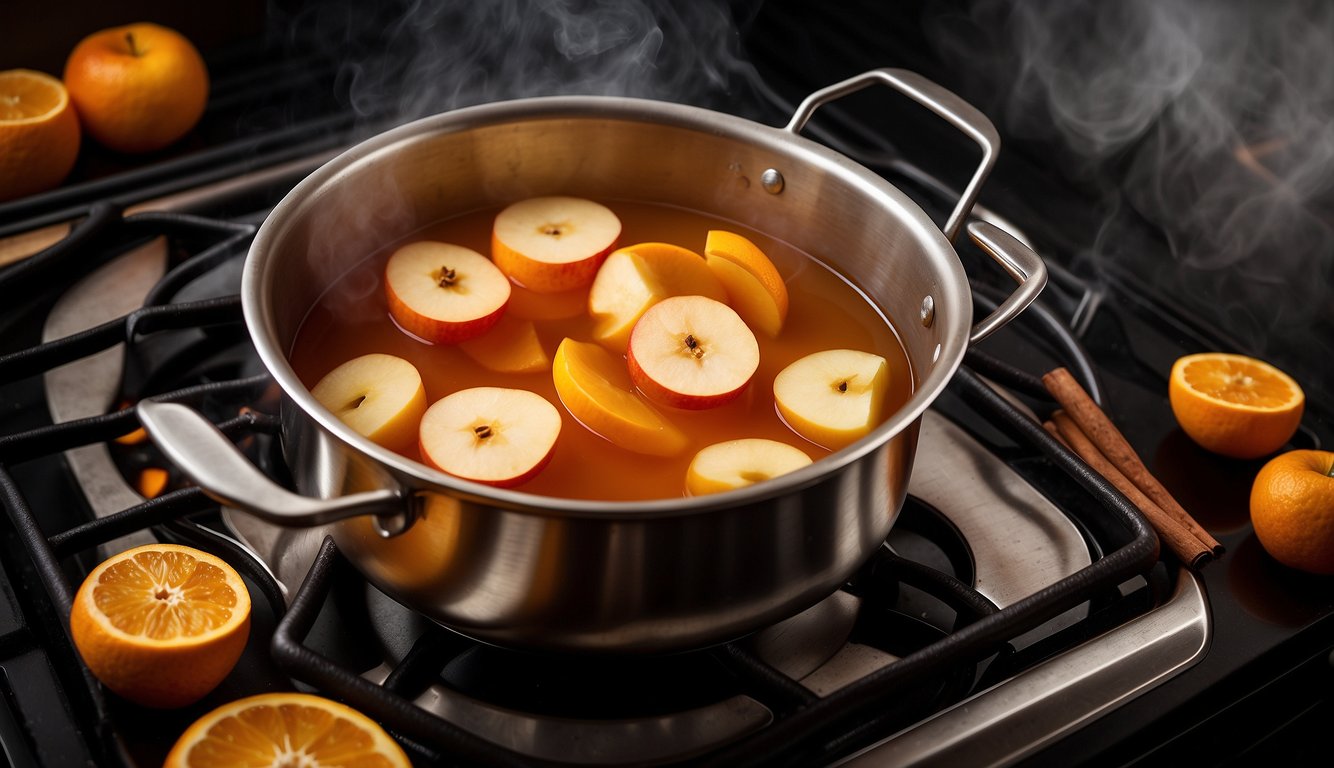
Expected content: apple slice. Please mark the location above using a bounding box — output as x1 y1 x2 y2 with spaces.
705 230 789 337
418 387 561 488
492 197 621 293
385 241 510 344
627 295 759 410
552 338 688 456
773 349 889 450
459 315 550 374
587 242 728 352
311 354 427 452
686 438 813 496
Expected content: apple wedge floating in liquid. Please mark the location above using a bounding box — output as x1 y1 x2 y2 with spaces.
459 315 551 374
686 438 813 496
704 229 789 337
311 353 428 452
492 196 621 293
506 283 589 322
627 295 759 410
773 349 889 450
587 242 727 352
419 387 561 488
552 338 688 457
385 241 511 344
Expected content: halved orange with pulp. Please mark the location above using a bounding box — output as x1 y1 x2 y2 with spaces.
1168 352 1304 459
69 543 251 708
164 692 411 767
0 69 81 202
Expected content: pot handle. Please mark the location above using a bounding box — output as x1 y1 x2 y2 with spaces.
784 68 999 243
136 401 415 537
966 219 1048 344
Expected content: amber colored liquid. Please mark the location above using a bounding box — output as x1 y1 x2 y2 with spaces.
289 201 913 501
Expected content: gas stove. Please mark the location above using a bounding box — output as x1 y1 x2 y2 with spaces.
0 180 1201 766
2 1 1332 766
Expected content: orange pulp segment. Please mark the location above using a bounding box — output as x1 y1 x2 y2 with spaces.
460 314 551 373
704 229 789 336
552 338 688 456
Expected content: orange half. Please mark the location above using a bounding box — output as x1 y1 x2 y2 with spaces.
164 692 411 768
69 543 251 708
0 69 81 202
1168 352 1304 459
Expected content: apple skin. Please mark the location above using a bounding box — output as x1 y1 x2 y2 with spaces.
492 196 621 293
685 438 813 496
626 295 759 410
773 349 890 450
418 387 561 488
384 241 511 345
310 354 428 453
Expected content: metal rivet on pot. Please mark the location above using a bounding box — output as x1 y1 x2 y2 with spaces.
761 168 784 194
920 295 935 327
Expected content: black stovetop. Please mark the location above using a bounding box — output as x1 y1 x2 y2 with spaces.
2 1 1332 766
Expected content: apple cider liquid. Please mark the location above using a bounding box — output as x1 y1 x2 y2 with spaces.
289 201 913 501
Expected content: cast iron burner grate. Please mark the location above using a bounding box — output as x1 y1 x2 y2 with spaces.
0 204 1162 767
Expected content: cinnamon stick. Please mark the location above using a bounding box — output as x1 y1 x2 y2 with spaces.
1048 413 1211 569
1043 367 1223 555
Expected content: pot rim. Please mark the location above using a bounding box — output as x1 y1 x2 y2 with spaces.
243 94 972 518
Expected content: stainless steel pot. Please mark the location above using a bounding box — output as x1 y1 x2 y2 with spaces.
139 69 1046 653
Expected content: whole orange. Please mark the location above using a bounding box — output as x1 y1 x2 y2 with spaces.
0 69 81 202
63 23 208 154
1249 450 1334 575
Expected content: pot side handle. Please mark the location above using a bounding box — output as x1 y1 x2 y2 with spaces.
966 220 1048 344
136 401 414 537
785 68 999 243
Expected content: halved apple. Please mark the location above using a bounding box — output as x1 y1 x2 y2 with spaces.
685 438 813 496
773 349 889 450
626 295 759 410
705 230 789 337
385 241 511 344
587 242 728 352
418 387 561 488
459 315 550 374
552 338 688 456
311 354 427 452
492 196 621 293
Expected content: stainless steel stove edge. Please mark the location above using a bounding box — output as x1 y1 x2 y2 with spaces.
836 569 1210 767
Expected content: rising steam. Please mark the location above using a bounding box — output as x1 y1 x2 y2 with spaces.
269 0 762 328
927 0 1334 386
277 0 761 125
